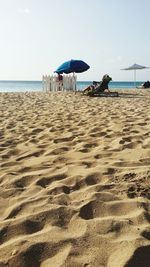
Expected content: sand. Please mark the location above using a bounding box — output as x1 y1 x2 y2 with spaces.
0 89 150 267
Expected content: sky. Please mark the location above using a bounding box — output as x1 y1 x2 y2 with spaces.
0 0 150 81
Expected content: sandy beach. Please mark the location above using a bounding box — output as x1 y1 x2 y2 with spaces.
0 89 150 267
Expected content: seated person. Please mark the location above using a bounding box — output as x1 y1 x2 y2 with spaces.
143 80 150 88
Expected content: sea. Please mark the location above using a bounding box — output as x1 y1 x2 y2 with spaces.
0 80 143 92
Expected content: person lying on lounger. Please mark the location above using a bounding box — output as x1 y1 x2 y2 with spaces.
83 81 99 94
83 74 112 95
94 74 112 93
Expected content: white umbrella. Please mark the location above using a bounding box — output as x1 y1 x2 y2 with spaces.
121 63 149 87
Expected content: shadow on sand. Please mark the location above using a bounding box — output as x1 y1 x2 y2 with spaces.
117 92 145 98
78 91 146 99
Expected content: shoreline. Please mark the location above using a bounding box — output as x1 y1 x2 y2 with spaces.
0 81 146 93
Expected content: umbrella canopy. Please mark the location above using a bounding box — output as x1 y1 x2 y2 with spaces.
121 63 149 87
54 59 90 74
122 63 148 71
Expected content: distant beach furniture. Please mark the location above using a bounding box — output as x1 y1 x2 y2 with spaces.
121 63 149 87
42 74 77 92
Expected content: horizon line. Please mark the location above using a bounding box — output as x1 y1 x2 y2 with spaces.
0 79 144 82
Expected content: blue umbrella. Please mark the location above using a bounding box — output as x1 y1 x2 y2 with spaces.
54 59 90 74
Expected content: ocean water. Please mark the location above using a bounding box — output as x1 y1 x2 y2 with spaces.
0 80 143 92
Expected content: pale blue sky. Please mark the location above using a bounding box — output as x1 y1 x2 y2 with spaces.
0 0 150 81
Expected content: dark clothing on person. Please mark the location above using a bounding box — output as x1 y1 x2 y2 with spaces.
143 81 150 88
58 74 63 82
95 74 112 93
57 74 63 91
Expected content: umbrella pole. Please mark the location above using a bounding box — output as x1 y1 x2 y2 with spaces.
134 69 136 87
73 72 77 92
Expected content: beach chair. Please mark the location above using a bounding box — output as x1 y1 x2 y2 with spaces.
88 75 119 97
88 91 119 97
